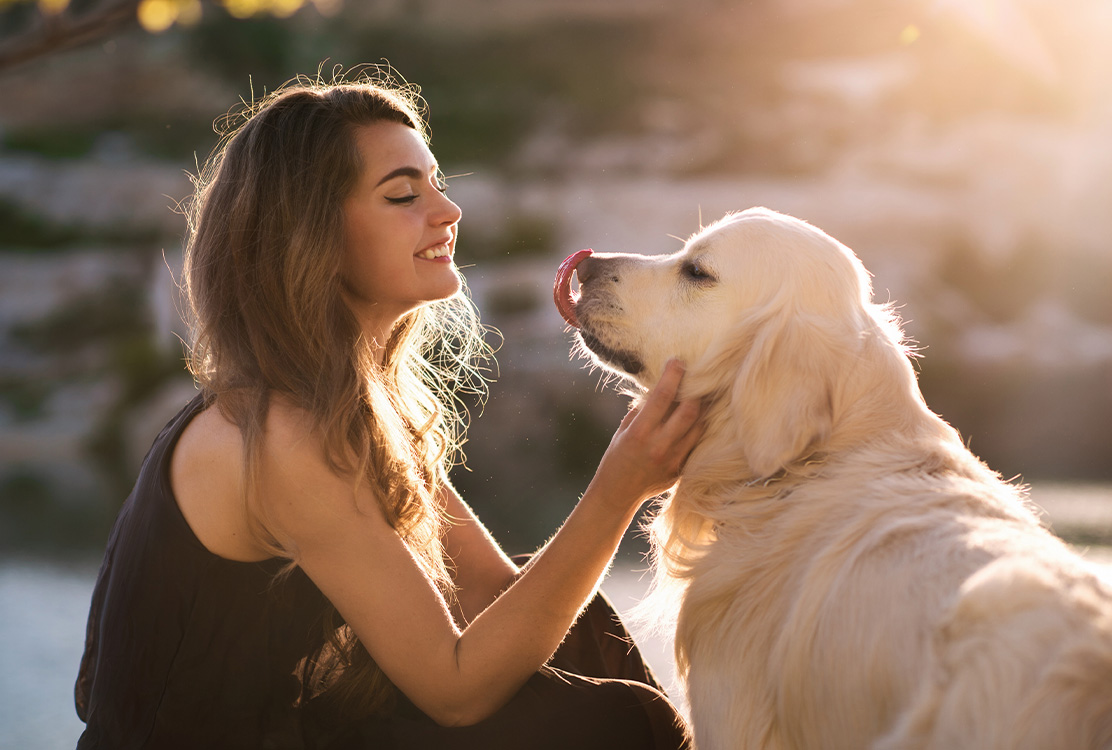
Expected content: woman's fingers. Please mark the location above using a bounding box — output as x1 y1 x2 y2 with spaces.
614 360 703 476
652 398 703 470
664 393 701 435
617 403 641 432
635 359 687 427
593 358 705 504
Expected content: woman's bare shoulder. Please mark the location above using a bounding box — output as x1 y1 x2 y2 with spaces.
258 395 347 496
257 396 388 544
170 400 270 561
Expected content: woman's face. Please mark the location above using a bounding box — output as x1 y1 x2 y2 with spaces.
341 121 462 341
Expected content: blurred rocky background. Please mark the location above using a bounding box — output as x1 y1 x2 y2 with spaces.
4 1 1112 746
2 0 1111 561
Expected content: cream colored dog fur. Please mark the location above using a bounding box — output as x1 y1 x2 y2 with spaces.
567 208 1112 749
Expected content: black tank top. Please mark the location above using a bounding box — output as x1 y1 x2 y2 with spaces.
75 394 331 750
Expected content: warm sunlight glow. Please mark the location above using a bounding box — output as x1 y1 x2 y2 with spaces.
932 0 1059 83
137 0 177 32
309 0 343 17
176 0 202 26
223 0 263 19
129 0 334 31
900 24 921 45
0 0 341 32
270 0 302 18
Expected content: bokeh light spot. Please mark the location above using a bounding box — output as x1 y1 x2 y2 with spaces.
37 0 70 14
223 0 263 19
137 0 177 32
270 0 302 19
176 0 203 27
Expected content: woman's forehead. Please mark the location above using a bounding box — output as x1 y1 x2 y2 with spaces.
353 122 437 180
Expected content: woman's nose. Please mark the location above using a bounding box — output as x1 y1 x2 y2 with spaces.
435 191 462 226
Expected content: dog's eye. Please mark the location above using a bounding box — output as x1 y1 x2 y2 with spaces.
683 261 715 283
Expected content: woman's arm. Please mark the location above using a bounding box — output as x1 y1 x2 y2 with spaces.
258 360 700 727
439 483 519 624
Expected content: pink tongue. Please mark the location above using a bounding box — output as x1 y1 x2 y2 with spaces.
554 249 593 328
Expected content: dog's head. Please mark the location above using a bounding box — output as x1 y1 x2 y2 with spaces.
555 207 915 478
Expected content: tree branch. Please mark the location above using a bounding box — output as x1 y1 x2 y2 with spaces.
0 0 142 73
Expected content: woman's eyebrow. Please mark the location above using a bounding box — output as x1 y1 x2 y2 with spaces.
374 165 437 188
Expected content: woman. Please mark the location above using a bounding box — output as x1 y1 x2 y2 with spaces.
75 72 702 749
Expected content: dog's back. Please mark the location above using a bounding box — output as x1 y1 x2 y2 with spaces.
877 551 1112 750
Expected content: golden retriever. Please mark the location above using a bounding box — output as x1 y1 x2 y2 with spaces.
554 208 1112 749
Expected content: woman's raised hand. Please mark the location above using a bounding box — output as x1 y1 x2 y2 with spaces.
591 359 704 509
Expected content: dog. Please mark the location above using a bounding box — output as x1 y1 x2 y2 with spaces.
554 208 1112 749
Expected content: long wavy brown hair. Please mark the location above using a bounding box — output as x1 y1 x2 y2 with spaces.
182 70 493 720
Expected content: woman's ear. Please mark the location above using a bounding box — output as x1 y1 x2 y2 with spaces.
731 312 844 478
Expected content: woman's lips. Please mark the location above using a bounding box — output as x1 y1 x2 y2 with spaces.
416 241 453 260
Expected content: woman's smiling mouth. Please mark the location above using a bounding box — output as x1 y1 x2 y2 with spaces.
416 242 452 260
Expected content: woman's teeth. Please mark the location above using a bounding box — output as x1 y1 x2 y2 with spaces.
417 244 451 260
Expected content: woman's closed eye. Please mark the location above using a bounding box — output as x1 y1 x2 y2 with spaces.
385 179 448 205
386 194 419 205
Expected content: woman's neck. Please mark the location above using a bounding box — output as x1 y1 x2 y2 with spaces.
353 312 397 367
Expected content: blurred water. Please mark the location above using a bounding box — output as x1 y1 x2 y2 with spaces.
0 559 97 750
0 558 673 750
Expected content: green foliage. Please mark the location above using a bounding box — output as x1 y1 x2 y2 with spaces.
0 198 163 251
339 21 648 165
3 126 98 159
10 276 186 498
113 117 219 161
179 16 651 167
3 117 217 162
185 12 299 87
0 469 113 555
0 0 40 41
497 215 557 257
462 213 557 263
553 403 613 480
91 334 186 498
11 278 148 351
483 287 537 318
0 377 50 422
0 199 84 249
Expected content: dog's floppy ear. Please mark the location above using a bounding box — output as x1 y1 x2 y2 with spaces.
731 310 848 478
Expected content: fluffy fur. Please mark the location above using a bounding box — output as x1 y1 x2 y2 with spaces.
570 208 1112 749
